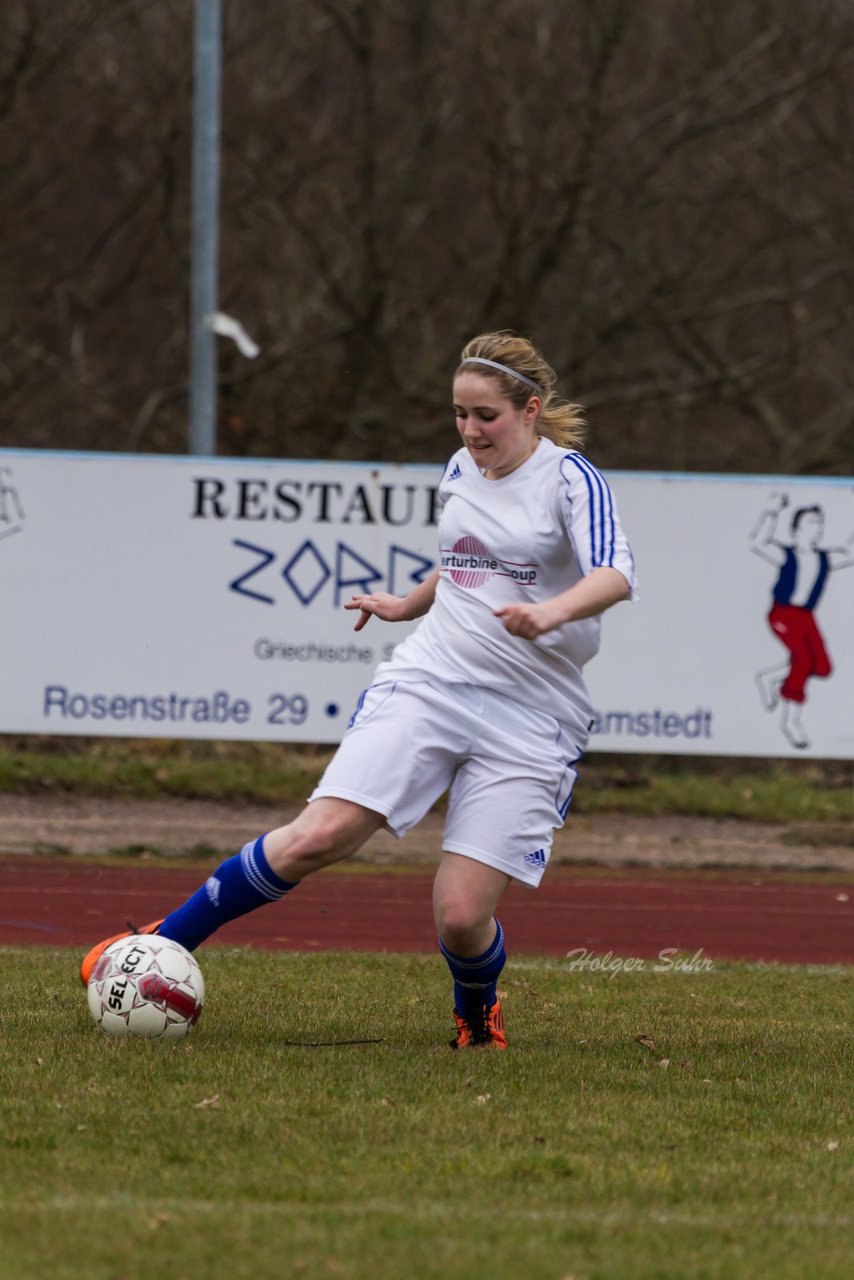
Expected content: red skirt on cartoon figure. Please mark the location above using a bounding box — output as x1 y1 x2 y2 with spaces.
768 604 832 703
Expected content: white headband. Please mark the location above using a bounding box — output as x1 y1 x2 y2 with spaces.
460 356 544 398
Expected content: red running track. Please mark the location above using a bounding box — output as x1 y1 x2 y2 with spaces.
1 857 852 965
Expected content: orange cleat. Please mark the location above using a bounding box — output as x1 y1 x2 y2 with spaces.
449 998 507 1050
79 920 164 987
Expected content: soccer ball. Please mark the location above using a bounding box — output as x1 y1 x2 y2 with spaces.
87 934 205 1040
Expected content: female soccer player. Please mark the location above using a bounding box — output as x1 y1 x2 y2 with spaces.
81 332 636 1049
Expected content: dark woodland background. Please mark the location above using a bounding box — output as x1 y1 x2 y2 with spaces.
2 0 853 473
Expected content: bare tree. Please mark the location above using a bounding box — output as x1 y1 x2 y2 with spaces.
0 0 852 474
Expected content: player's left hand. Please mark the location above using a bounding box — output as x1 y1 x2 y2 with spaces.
493 601 564 639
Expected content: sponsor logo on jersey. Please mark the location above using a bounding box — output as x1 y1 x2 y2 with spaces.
446 463 462 481
441 535 538 589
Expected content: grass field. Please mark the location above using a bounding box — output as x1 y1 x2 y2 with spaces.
1 947 851 1280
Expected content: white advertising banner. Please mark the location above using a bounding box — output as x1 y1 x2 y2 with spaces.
1 449 852 758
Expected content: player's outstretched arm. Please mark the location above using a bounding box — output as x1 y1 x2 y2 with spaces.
345 569 440 632
494 566 631 640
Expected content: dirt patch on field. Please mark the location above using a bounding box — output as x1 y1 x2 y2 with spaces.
1 793 852 874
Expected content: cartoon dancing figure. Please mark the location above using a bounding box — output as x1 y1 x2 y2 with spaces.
751 494 854 749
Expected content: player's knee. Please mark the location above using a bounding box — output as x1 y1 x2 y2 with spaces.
435 897 491 951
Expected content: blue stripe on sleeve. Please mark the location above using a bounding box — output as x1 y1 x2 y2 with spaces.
561 454 599 564
561 453 617 569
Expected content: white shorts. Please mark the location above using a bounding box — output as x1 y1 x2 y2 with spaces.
309 678 582 888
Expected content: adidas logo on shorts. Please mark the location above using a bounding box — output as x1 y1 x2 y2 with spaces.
523 848 547 869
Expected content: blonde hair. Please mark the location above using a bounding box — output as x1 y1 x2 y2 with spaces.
457 332 586 450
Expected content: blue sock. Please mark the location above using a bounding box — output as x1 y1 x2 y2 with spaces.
439 920 506 1017
158 836 296 951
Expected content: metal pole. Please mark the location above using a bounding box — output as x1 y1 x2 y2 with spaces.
189 0 222 455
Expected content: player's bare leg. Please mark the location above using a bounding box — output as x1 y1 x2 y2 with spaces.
433 852 511 1048
263 797 386 880
433 852 510 955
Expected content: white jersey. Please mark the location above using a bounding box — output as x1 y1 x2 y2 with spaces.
374 437 636 742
